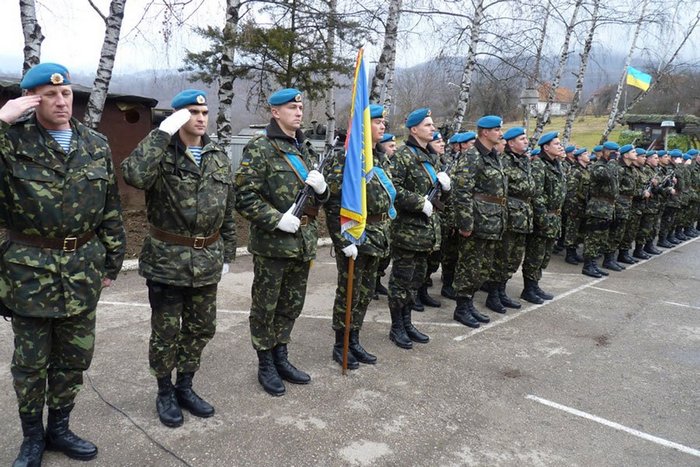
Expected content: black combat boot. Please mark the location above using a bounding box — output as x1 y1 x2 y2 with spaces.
389 303 413 349
272 344 311 384
349 329 377 364
602 253 623 271
582 259 603 278
667 233 681 245
533 281 554 300
332 329 359 369
484 281 506 313
685 227 699 237
45 404 98 461
453 297 480 328
565 247 580 265
175 372 215 418
675 228 689 241
498 281 521 309
656 236 673 248
402 305 429 343
412 294 425 311
632 244 650 260
155 375 183 427
520 278 544 304
592 259 609 276
417 285 441 308
257 350 285 396
13 412 44 467
375 277 388 296
617 249 637 264
469 299 491 323
643 241 662 255
440 273 457 300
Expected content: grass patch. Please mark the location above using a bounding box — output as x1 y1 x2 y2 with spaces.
504 116 623 149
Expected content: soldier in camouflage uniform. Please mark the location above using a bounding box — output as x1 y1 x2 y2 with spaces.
690 150 700 234
451 115 507 328
0 63 125 465
324 104 394 368
374 133 397 298
635 151 664 257
563 148 590 265
603 144 636 269
556 144 577 253
581 141 620 278
387 107 450 349
235 88 329 396
618 148 651 264
673 151 693 240
520 131 566 303
122 89 236 427
657 150 680 247
488 127 536 311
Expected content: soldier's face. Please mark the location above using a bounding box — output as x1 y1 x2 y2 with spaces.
371 117 385 143
180 105 209 138
508 134 529 154
382 141 397 157
579 152 590 164
411 117 435 145
29 84 73 130
544 138 564 158
495 138 506 153
481 127 502 147
461 141 475 152
272 102 304 133
429 139 445 155
647 155 658 166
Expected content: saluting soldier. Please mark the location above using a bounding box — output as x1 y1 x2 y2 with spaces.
235 88 329 396
0 63 126 465
520 131 566 303
122 89 236 427
563 148 590 265
387 108 450 349
451 115 507 328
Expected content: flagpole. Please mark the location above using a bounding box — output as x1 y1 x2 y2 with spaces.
342 257 355 375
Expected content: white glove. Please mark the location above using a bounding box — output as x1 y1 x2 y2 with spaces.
305 170 327 195
422 196 434 217
221 263 230 275
159 108 191 136
276 203 301 233
437 172 451 191
342 244 358 260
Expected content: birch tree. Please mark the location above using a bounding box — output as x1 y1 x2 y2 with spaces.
84 0 127 130
20 0 44 76
323 0 338 146
369 0 402 112
216 0 243 148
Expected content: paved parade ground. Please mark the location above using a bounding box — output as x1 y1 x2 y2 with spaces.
1 238 699 466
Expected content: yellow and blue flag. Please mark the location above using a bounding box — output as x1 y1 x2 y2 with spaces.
340 49 373 244
626 66 652 91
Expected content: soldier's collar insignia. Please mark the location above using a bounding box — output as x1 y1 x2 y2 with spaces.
50 73 64 85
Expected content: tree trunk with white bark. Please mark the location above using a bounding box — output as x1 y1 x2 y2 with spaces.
370 0 402 106
20 0 44 76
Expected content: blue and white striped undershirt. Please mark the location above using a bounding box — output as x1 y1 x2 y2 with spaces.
189 146 203 166
47 129 73 152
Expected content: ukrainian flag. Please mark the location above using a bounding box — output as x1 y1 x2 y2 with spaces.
340 49 373 244
626 66 652 91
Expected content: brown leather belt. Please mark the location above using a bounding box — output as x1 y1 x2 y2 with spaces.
149 226 220 249
474 193 507 206
366 213 390 223
509 195 531 203
8 230 95 252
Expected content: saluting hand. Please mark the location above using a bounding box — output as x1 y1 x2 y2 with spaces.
0 95 42 124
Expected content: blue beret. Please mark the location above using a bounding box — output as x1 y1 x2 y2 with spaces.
448 134 459 144
268 88 302 106
619 144 634 155
573 148 587 157
370 104 385 119
634 147 647 155
683 153 692 160
461 131 476 143
405 108 431 128
379 133 395 144
531 148 541 156
20 63 72 90
603 141 620 151
646 150 657 157
591 145 602 153
537 131 559 146
669 149 683 157
565 145 576 153
171 89 207 109
476 115 502 129
687 149 698 156
503 127 525 141
432 131 443 141
657 150 667 156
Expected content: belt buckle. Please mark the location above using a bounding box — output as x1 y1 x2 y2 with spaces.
381 212 388 222
500 198 507 207
300 215 309 226
193 236 206 249
63 237 78 252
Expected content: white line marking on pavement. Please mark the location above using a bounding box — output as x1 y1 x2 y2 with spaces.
590 286 629 295
663 301 700 311
526 395 700 458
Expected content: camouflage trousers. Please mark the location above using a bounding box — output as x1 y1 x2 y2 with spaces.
11 308 96 415
250 255 310 351
332 250 380 331
440 228 460 281
522 234 555 282
658 207 677 239
377 253 391 279
636 211 661 244
563 212 583 248
147 280 217 378
491 230 527 283
454 236 497 297
582 218 611 259
620 207 643 250
678 203 694 228
606 213 630 254
388 247 428 309
426 249 441 279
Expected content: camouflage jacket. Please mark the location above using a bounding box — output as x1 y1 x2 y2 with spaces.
452 139 507 240
0 116 125 318
675 164 692 205
585 158 618 220
440 149 465 231
659 164 681 208
324 144 392 257
390 136 443 252
121 129 236 287
564 162 590 217
234 119 329 261
531 153 566 238
640 165 663 214
562 157 576 178
615 161 638 218
502 148 536 234
691 162 700 202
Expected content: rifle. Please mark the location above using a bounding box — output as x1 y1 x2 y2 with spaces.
425 151 458 211
291 137 339 219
